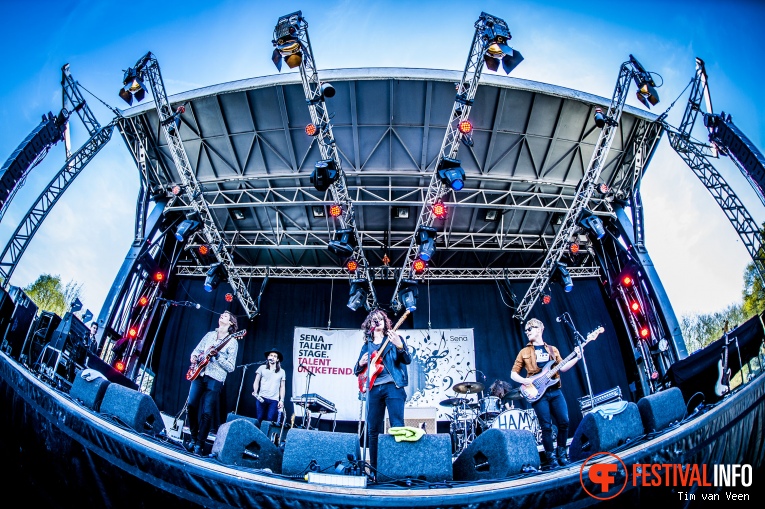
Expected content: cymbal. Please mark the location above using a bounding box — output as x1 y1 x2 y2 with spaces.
453 381 485 394
440 397 472 407
506 388 523 400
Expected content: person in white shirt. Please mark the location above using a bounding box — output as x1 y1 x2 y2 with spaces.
252 347 286 423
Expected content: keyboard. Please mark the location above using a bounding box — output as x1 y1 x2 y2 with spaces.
291 393 337 414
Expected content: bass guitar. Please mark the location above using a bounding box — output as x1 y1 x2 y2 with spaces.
186 329 247 381
357 310 410 393
715 321 731 397
519 326 604 403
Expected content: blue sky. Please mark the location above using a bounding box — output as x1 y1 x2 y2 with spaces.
1 0 763 320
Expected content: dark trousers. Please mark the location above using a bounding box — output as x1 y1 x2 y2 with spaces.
187 375 222 444
255 397 279 423
531 387 569 453
366 382 406 470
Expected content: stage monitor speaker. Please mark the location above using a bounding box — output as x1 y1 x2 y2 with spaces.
260 420 289 446
0 286 15 347
378 433 452 482
99 383 165 436
282 429 360 477
637 387 686 432
69 371 110 411
453 429 539 481
569 402 644 462
3 287 37 360
211 419 282 472
226 412 259 429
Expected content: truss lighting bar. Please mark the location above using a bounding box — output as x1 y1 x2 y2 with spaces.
271 11 377 309
123 52 258 318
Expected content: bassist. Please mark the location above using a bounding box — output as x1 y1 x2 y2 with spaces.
185 311 240 456
352 308 411 475
511 318 581 468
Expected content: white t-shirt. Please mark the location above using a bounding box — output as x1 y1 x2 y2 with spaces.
255 364 286 400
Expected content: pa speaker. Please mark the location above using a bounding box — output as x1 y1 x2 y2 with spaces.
569 402 644 461
99 383 165 436
69 371 110 411
453 429 539 481
211 419 282 472
282 429 360 476
378 433 452 482
226 412 259 429
638 387 686 432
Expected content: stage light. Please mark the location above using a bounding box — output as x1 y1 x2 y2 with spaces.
598 182 610 194
594 108 606 129
311 159 339 192
629 55 660 108
431 200 447 219
630 301 640 313
398 279 418 312
416 225 437 262
639 326 650 339
482 22 524 74
484 209 499 221
138 296 149 306
118 67 147 105
175 215 201 243
204 262 227 292
171 185 181 196
198 244 209 256
329 203 343 218
328 228 355 258
319 82 335 99
438 157 466 191
153 271 164 282
392 207 409 219
542 293 552 305
458 120 473 134
273 38 303 69
128 326 138 338
114 360 126 373
579 211 606 240
554 261 573 292
569 241 580 254
225 293 234 303
345 259 358 273
347 279 368 311
622 275 633 287
412 258 427 274
305 123 318 136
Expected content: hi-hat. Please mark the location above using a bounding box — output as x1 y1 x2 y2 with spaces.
452 381 484 394
440 397 472 407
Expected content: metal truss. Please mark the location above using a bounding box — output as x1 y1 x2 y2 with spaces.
273 11 377 308
391 12 521 309
127 52 258 318
177 264 599 280
0 121 116 284
61 64 101 138
514 59 646 320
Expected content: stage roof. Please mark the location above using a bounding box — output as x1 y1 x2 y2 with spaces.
123 68 662 274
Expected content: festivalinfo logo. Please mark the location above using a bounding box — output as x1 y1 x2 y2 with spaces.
579 452 753 502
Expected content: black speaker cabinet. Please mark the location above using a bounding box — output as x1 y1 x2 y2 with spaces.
3 287 37 360
282 429 360 476
453 429 540 481
226 412 259 429
638 387 686 432
99 383 165 436
569 402 644 461
211 419 282 472
69 371 110 411
378 433 453 482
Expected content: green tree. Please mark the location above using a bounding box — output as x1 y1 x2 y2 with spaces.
742 262 765 316
680 303 750 354
24 274 83 316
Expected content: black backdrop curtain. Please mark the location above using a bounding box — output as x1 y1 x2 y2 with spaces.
151 276 632 435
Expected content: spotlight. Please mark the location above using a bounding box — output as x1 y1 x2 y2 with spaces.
594 108 606 129
579 211 606 240
553 262 573 292
272 38 303 70
622 275 634 287
630 301 640 313
225 293 234 303
416 226 437 262
329 203 343 218
128 326 138 338
114 360 126 373
153 271 165 283
437 157 466 191
598 182 610 194
118 67 147 106
138 296 149 306
431 200 447 219
482 21 524 74
311 159 339 192
328 228 355 258
305 123 318 136
198 244 210 256
204 262 227 292
347 279 368 311
542 293 552 305
175 215 201 243
397 279 418 312
171 184 181 195
639 326 650 339
345 259 358 273
458 120 473 134
319 82 335 99
412 258 427 274
569 241 580 254
629 55 660 108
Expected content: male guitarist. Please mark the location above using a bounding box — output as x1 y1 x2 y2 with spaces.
511 317 581 468
185 311 239 456
353 308 411 476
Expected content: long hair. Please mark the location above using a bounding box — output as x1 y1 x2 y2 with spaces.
361 309 392 339
223 311 238 334
489 379 512 399
267 360 282 373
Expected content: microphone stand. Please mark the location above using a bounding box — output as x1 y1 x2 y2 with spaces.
561 313 595 411
300 363 316 429
137 298 171 391
234 361 265 415
361 330 373 476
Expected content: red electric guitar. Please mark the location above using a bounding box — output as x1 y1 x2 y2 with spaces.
357 310 410 393
186 329 247 381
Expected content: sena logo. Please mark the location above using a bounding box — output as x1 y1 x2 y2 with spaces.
580 452 628 500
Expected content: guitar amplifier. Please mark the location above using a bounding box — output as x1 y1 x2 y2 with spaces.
578 387 623 415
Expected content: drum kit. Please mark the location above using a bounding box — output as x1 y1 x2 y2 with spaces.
440 381 543 456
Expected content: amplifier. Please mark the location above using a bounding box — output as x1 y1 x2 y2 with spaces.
578 387 623 415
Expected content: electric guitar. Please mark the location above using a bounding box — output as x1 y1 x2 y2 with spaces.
186 329 247 381
357 310 410 393
715 321 731 397
519 326 604 403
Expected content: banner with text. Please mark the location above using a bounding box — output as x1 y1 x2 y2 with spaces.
293 327 476 421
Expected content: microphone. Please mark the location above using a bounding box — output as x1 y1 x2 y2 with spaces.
556 314 566 323
299 363 315 376
184 301 201 309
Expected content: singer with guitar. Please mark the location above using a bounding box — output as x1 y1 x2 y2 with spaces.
511 317 582 469
353 308 411 475
185 311 240 456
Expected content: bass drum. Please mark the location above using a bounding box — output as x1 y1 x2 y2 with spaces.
489 409 548 444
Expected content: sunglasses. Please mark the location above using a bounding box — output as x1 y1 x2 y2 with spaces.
525 325 539 332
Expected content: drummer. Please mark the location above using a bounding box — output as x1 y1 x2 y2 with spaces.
489 379 528 410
